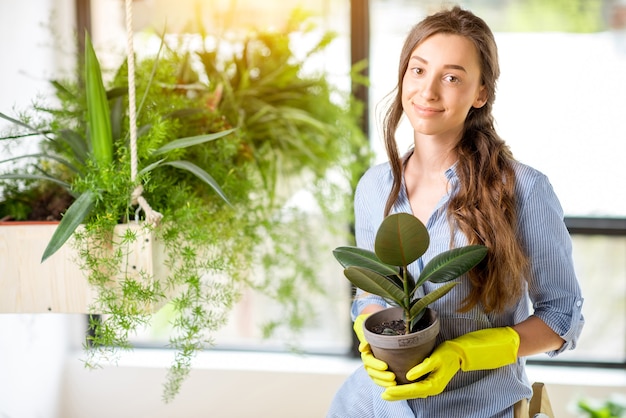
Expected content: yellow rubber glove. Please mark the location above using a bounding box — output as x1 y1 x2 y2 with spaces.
353 314 397 388
382 327 520 401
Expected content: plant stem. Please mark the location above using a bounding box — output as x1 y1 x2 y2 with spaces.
402 266 410 335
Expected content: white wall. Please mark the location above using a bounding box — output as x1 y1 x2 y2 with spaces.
0 1 78 418
0 0 75 132
0 314 84 418
58 350 626 418
60 350 360 418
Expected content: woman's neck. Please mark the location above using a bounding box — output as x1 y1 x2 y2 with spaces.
406 133 459 177
402 135 458 224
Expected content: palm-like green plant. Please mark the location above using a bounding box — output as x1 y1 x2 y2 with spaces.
196 9 368 204
0 34 241 402
0 33 236 261
333 212 488 334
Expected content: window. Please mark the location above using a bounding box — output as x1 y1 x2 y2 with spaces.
553 224 626 365
97 0 625 365
368 0 626 366
105 0 357 355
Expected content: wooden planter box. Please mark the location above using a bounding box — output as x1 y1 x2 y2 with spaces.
0 222 167 313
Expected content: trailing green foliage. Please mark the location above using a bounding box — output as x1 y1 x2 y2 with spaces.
41 33 235 263
333 213 487 334
0 9 370 402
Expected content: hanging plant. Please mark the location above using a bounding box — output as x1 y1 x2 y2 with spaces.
0 6 371 402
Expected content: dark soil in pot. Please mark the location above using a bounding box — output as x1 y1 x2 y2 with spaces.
0 184 73 222
369 318 432 335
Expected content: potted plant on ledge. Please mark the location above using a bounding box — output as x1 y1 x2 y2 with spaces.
333 212 487 384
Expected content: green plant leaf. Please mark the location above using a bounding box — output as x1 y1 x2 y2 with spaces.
385 274 405 292
41 191 95 262
408 282 458 320
332 246 398 276
0 111 48 136
417 245 488 286
162 161 231 206
137 158 165 176
408 308 426 332
0 153 80 175
50 80 77 102
84 32 113 168
58 129 89 166
136 29 166 120
110 94 124 143
0 112 87 171
343 266 406 307
374 212 429 267
0 173 70 190
151 129 236 156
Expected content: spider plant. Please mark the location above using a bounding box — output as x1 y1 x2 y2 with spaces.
0 32 235 261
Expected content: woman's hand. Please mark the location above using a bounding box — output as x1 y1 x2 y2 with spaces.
353 314 397 388
382 327 520 401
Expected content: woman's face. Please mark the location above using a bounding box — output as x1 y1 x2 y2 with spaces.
401 33 487 142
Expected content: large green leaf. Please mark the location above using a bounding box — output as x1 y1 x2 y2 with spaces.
417 245 488 286
151 129 236 156
41 191 95 262
84 32 113 168
344 266 406 307
374 213 429 267
332 246 398 276
408 282 458 319
162 161 231 206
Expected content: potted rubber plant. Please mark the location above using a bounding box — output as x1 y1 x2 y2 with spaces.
333 212 488 384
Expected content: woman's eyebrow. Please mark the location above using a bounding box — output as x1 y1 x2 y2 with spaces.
411 55 468 73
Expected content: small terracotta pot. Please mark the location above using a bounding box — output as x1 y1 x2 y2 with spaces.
363 307 440 384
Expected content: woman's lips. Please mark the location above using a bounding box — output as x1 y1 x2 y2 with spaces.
414 103 443 116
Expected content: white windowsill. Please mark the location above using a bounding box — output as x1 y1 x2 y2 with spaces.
70 347 626 386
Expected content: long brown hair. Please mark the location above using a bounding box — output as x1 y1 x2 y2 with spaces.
382 6 528 313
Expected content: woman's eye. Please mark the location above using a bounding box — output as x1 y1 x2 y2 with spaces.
444 75 460 83
411 67 423 75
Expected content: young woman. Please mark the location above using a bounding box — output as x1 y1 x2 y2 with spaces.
327 6 584 418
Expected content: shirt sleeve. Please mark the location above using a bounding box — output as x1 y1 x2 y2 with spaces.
517 169 585 356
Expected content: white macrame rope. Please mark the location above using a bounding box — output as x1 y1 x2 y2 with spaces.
125 0 163 225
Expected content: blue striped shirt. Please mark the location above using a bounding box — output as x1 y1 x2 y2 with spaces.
327 159 585 418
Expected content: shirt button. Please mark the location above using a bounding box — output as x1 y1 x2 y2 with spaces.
576 300 582 307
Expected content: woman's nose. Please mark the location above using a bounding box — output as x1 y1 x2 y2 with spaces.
419 76 438 101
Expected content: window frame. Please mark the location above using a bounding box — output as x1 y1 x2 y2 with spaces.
348 0 626 370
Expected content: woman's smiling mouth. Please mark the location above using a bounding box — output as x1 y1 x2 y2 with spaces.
414 103 444 116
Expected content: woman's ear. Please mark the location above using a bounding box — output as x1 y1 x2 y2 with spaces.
473 85 488 108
